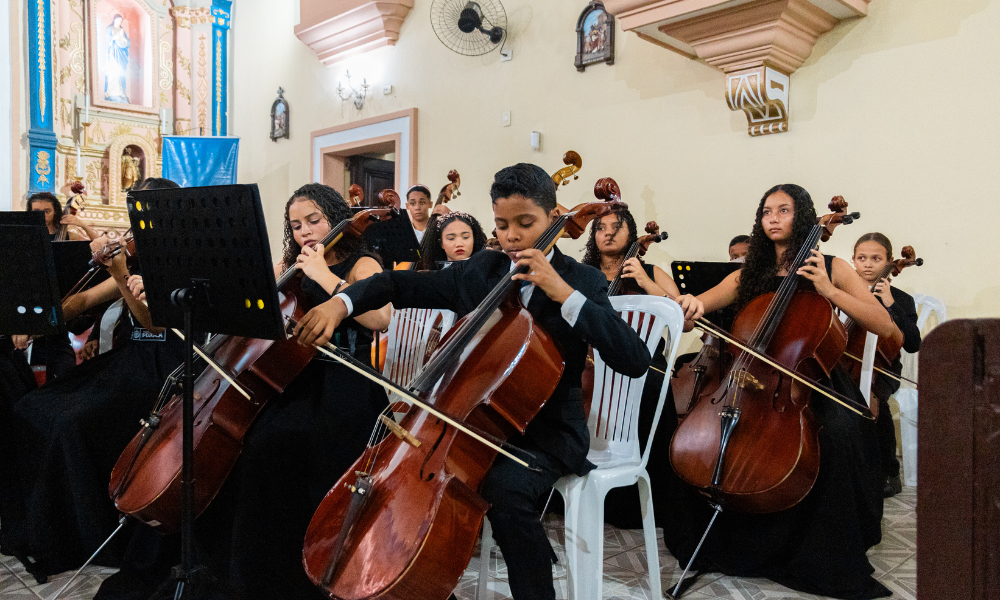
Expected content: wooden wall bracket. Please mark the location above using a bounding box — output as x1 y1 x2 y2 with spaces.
604 0 871 136
295 0 414 66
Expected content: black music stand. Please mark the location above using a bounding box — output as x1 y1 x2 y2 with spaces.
361 208 420 268
671 261 742 328
126 184 284 599
0 225 63 336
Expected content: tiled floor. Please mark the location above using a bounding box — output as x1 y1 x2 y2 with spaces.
1 488 916 600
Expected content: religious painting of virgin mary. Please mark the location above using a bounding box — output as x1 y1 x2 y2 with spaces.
104 14 131 103
88 0 158 113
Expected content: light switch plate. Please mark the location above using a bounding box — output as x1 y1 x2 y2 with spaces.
502 111 511 127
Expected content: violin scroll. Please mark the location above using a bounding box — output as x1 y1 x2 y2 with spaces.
593 177 622 204
551 151 582 187
347 184 364 207
891 245 924 277
377 188 401 209
818 196 861 242
436 170 462 206
637 221 668 256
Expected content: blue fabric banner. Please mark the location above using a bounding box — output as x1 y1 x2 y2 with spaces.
161 136 240 187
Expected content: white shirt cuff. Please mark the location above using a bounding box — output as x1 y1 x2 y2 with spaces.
335 293 354 316
560 290 587 327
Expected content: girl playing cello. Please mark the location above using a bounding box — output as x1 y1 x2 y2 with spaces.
667 184 901 599
97 183 392 600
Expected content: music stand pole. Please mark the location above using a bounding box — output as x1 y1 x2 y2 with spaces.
170 281 209 595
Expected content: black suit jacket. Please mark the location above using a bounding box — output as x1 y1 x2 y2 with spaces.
873 286 921 400
343 247 652 475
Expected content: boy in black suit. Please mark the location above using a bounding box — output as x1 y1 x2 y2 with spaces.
294 163 651 600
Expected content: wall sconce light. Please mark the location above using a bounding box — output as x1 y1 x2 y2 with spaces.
336 71 370 109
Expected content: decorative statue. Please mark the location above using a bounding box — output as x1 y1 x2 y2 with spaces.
105 14 131 103
121 148 141 191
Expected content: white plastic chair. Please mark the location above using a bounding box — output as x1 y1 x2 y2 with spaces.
382 307 455 419
893 294 947 487
478 296 684 600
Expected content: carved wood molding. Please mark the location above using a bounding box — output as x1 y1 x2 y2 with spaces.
295 0 414 66
604 0 871 136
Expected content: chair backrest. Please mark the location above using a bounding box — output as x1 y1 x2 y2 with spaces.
383 307 455 409
901 294 947 383
588 295 685 470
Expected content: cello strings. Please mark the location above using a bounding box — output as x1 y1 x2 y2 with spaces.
727 224 823 409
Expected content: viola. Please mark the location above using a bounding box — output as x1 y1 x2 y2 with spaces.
301 181 620 600
839 245 924 408
670 196 861 513
108 188 401 532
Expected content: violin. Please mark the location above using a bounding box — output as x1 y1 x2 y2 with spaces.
670 196 862 513
108 188 402 532
839 245 924 405
301 183 621 600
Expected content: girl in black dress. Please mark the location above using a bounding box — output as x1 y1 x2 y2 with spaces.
669 184 902 599
851 232 921 497
1 179 186 579
582 204 679 298
579 204 681 528
98 183 392 600
416 210 488 270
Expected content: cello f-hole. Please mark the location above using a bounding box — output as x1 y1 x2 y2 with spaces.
419 420 448 482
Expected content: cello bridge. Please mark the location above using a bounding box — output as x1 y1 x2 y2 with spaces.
379 414 421 448
732 370 764 391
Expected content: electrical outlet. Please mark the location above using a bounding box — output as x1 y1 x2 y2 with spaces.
500 49 513 62
502 111 511 127
382 84 393 95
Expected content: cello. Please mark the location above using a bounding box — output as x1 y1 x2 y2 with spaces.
301 183 621 600
839 245 924 408
108 189 401 532
670 196 862 515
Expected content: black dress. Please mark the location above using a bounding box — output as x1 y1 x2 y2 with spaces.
0 310 187 576
659 255 890 599
0 339 37 553
96 253 389 600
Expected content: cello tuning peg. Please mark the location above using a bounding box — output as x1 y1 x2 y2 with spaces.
573 175 579 180
850 212 861 219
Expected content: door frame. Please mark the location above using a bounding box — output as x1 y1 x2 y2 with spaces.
310 108 417 198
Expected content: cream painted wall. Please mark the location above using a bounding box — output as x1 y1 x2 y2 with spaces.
231 0 1000 321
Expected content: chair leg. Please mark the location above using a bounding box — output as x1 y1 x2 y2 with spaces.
476 517 493 600
564 479 605 600
637 472 663 600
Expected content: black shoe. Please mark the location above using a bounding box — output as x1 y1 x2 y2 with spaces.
883 474 902 498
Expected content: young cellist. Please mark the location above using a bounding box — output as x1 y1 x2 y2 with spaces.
669 184 901 599
2 178 186 580
96 183 393 600
294 163 651 600
581 203 680 297
851 232 921 497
